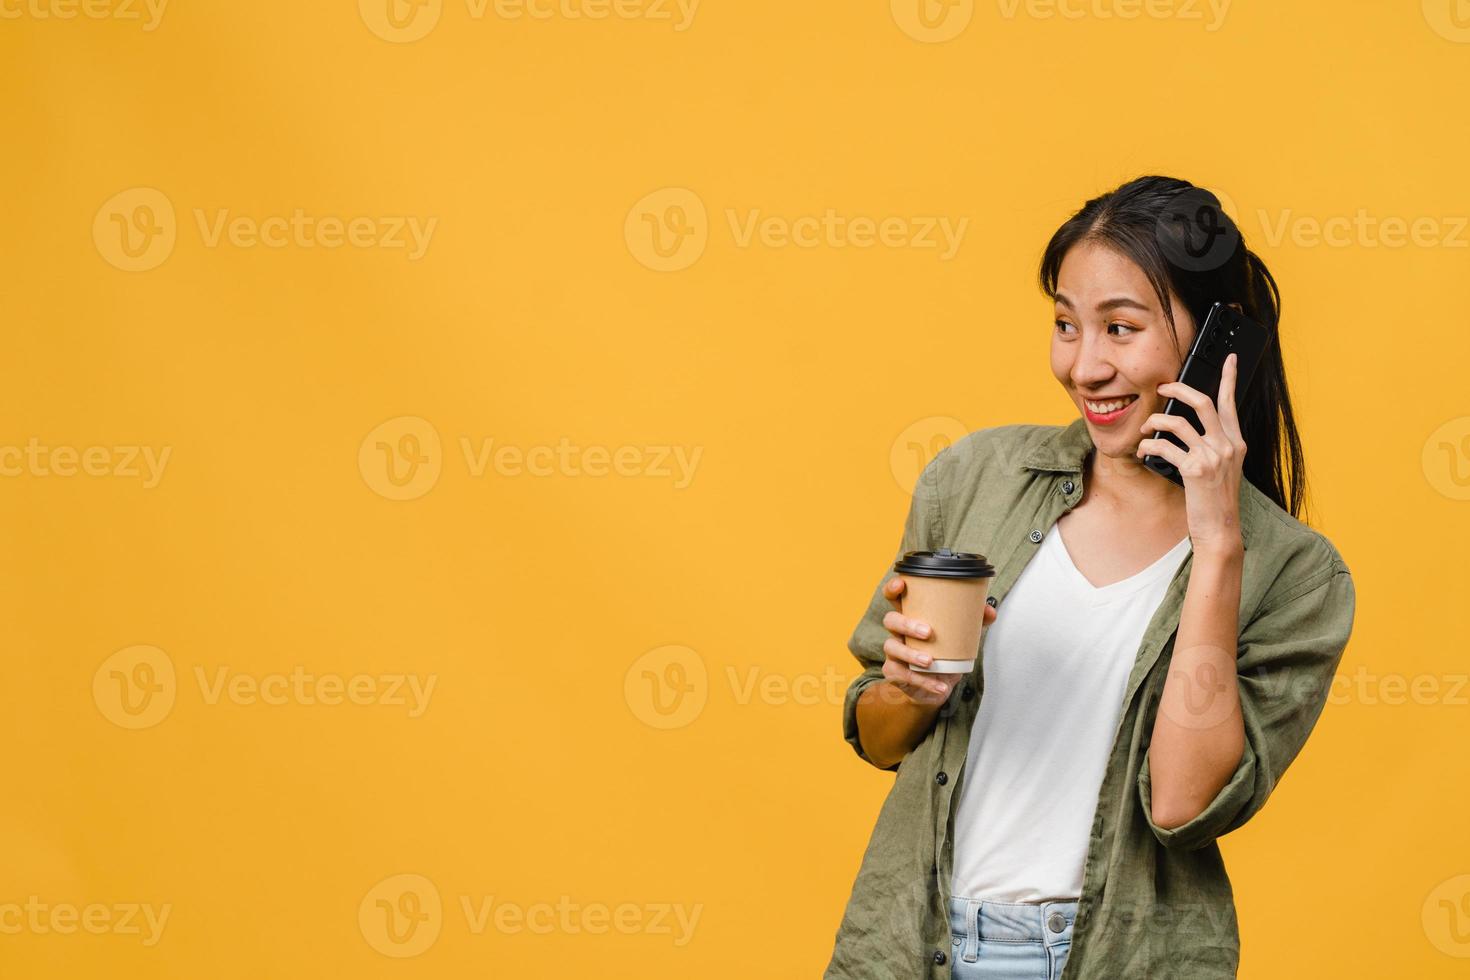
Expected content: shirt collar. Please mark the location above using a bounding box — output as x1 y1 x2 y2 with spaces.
1019 415 1260 551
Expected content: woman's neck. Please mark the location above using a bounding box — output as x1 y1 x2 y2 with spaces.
1082 448 1187 518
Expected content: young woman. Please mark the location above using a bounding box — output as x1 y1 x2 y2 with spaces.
824 176 1356 980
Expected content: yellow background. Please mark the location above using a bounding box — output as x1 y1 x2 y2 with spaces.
2 1 1467 976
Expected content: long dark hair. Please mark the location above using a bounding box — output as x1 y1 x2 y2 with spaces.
1037 175 1306 521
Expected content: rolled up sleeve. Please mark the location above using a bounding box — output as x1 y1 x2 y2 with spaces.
1138 559 1356 851
841 449 947 770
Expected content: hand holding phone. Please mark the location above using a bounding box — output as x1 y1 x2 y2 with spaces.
1140 302 1273 486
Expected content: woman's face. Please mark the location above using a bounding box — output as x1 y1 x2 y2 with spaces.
1050 240 1196 463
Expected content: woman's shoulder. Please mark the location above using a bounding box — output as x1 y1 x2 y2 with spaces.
1242 482 1350 568
1239 480 1354 615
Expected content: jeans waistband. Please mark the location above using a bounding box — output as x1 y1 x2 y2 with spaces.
948 894 1077 964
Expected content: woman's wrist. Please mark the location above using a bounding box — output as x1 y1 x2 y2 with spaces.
1192 533 1244 567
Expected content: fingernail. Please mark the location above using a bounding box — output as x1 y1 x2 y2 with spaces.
914 621 930 637
920 655 933 665
936 682 948 693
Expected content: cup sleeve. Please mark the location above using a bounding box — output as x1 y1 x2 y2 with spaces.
841 450 947 770
1137 560 1356 850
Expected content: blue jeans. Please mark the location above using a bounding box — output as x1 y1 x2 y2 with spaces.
948 894 1078 980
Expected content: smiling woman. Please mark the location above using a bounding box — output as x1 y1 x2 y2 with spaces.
1039 180 1302 522
827 176 1356 980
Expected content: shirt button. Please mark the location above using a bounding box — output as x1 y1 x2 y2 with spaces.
935 771 948 786
961 684 975 701
1048 912 1067 933
933 950 948 965
986 596 997 607
1062 480 1075 494
1029 528 1043 543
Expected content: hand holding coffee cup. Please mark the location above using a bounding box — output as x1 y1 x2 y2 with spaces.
881 549 997 703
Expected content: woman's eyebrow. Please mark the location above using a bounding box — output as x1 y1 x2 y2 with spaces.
1055 293 1150 313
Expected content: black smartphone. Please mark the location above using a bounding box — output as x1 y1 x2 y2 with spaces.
1141 302 1274 486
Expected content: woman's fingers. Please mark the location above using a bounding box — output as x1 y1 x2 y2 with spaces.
881 608 931 640
1216 353 1242 438
883 634 933 669
1156 379 1222 437
882 653 950 697
1137 433 1188 469
1140 412 1204 452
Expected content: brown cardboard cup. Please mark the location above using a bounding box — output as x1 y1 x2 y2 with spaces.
894 548 996 674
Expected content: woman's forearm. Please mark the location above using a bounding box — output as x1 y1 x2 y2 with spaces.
1147 541 1247 828
855 680 946 769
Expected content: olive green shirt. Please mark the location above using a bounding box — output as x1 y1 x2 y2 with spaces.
824 418 1356 979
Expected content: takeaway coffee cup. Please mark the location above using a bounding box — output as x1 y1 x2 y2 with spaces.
893 548 996 674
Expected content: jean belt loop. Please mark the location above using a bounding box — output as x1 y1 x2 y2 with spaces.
961 898 981 962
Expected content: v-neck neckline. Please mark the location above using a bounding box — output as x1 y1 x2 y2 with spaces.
1049 523 1192 605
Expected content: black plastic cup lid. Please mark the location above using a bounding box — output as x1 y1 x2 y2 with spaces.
894 548 995 579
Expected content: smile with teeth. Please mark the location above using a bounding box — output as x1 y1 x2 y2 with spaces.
1084 394 1138 414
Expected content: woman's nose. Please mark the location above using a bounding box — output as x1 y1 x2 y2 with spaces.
1071 342 1114 386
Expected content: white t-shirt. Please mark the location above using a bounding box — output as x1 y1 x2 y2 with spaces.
949 521 1192 903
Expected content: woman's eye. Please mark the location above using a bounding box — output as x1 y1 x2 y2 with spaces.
1054 320 1134 336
